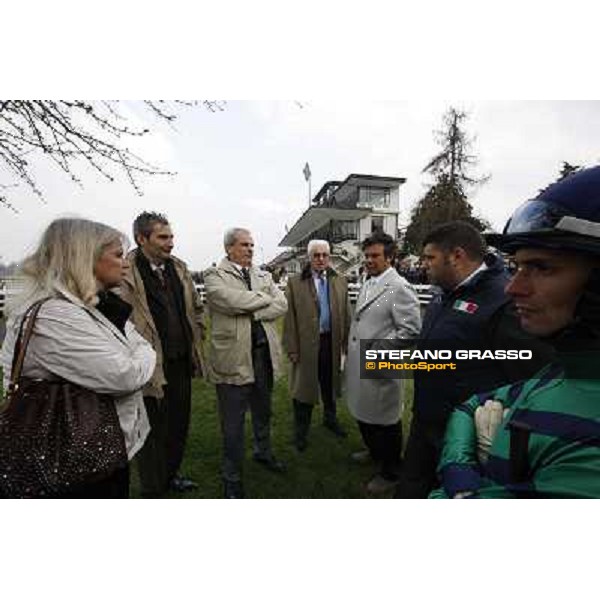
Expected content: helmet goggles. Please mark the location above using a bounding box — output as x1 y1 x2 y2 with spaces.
487 199 600 254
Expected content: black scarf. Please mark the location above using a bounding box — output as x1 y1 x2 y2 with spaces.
96 290 132 336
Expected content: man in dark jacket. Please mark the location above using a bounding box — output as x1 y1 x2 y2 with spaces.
433 166 600 498
396 221 552 498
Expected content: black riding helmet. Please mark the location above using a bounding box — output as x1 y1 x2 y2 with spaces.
487 166 600 255
487 166 600 335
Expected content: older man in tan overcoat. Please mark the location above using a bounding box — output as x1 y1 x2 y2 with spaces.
282 240 351 452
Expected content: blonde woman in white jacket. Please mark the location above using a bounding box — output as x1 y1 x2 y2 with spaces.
1 218 156 498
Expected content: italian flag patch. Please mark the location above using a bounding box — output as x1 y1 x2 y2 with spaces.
453 299 479 314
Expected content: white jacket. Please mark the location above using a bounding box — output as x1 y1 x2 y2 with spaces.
1 287 156 460
345 268 421 424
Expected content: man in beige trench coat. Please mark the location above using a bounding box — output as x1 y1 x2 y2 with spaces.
204 227 288 499
282 240 351 452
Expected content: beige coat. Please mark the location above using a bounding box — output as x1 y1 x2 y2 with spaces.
204 258 287 385
118 249 206 399
282 267 350 405
345 268 421 425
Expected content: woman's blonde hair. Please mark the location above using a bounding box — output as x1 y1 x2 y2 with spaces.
9 218 127 313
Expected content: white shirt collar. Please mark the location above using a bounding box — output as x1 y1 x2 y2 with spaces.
367 266 393 285
455 262 487 290
229 261 249 274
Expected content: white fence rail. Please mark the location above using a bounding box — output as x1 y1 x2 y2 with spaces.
0 280 435 319
190 282 434 307
0 278 25 319
346 282 433 306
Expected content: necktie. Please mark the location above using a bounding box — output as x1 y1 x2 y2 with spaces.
317 274 331 333
155 265 166 287
241 267 252 290
242 267 267 346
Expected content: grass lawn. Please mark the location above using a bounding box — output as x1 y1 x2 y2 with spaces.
130 373 414 499
1 314 415 499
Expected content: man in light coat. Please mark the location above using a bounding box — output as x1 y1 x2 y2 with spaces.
346 231 421 494
119 211 206 497
204 227 288 499
282 240 350 452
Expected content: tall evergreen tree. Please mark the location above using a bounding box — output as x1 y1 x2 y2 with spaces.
558 161 582 181
403 108 489 254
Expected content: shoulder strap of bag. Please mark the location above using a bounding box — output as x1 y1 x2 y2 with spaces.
9 298 51 390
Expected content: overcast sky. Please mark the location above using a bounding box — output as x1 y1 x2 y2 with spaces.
1 100 599 269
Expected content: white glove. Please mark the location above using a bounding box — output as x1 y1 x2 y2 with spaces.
474 399 508 464
453 491 474 499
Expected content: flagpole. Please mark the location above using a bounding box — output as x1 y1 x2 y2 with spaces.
303 162 312 207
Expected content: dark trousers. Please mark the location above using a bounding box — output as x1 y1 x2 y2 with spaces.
293 333 336 446
216 344 274 483
395 417 447 498
318 332 336 423
357 420 402 481
293 400 313 447
136 357 192 497
57 464 130 499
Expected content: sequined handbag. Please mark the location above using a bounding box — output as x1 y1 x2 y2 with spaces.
0 299 128 498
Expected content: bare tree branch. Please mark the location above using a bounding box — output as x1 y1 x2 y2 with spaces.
0 100 226 210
